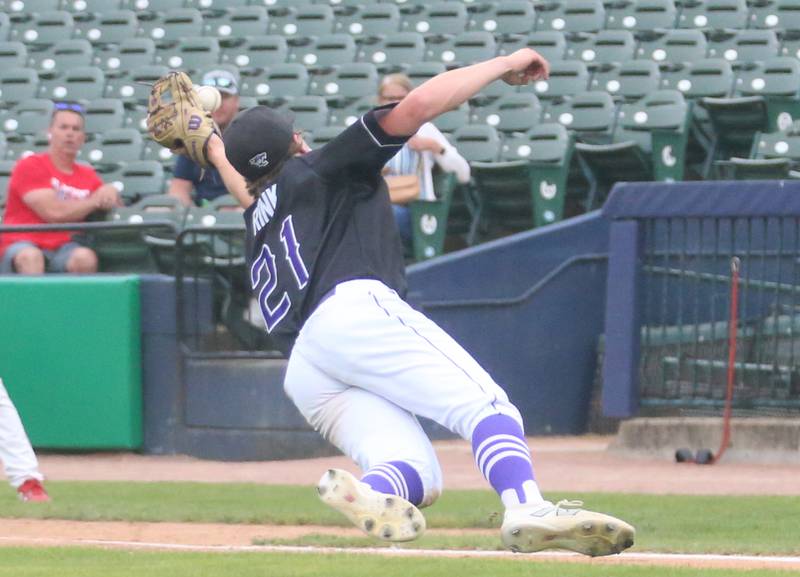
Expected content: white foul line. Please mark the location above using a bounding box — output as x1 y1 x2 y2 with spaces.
2 536 800 567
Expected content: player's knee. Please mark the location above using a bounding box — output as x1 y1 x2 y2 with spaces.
66 247 98 274
13 247 45 275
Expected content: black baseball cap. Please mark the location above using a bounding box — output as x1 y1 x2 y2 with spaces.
223 106 295 182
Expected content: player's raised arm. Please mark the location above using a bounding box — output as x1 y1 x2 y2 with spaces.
378 49 549 138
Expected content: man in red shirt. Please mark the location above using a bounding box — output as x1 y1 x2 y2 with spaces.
0 103 120 274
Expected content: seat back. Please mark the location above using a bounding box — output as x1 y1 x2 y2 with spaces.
160 37 221 72
468 1 536 35
735 58 800 97
336 4 401 37
357 32 425 69
677 0 748 30
591 60 662 101
280 95 329 132
0 67 40 105
605 0 677 30
522 60 589 100
452 125 501 163
2 99 53 137
79 10 138 46
637 29 708 64
84 98 126 135
97 38 156 72
0 41 27 68
209 7 269 40
221 35 288 69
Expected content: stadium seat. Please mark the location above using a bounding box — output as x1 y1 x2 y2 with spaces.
534 0 606 33
64 0 123 12
661 59 734 99
272 5 335 37
84 98 127 135
431 102 469 133
451 124 502 163
82 128 143 169
279 95 329 132
304 124 345 147
467 1 536 35
424 31 496 69
497 31 567 63
102 160 165 204
105 64 169 106
287 34 356 68
334 4 401 37
676 0 749 30
470 156 537 240
2 0 61 12
77 10 139 46
521 60 590 101
207 7 269 41
39 66 106 102
307 62 378 102
0 12 7 43
158 37 221 72
10 11 75 48
734 57 800 132
470 93 542 134
95 38 156 73
0 67 40 106
138 8 205 45
399 2 468 36
749 0 800 30
406 61 447 86
408 168 457 261
29 39 94 74
604 0 677 30
589 60 662 102
0 99 53 138
356 32 425 70
241 63 308 104
220 36 288 70
545 91 617 144
4 135 41 161
636 29 708 65
706 29 780 65
715 125 800 179
0 41 27 68
567 30 636 68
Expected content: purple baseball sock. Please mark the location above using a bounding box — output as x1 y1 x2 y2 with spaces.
471 414 544 507
361 460 424 506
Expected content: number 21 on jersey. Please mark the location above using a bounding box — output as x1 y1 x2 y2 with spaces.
250 215 310 332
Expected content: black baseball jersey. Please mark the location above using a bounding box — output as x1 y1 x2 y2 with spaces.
244 106 410 356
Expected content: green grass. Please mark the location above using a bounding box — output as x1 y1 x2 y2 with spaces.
0 548 790 577
1 482 799 555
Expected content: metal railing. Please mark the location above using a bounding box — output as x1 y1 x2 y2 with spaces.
638 216 800 414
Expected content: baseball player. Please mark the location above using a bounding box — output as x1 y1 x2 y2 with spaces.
0 378 50 502
207 49 635 555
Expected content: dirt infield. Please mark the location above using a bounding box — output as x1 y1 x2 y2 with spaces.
3 436 800 570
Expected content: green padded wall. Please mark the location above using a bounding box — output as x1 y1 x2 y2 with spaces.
0 276 142 449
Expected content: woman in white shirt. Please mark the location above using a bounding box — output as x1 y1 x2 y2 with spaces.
378 74 471 250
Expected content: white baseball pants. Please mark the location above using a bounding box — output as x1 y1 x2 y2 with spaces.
0 378 43 489
284 279 522 506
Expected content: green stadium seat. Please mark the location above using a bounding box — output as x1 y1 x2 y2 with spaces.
0 41 27 68
497 31 567 63
400 2 468 36
470 93 542 134
567 30 636 68
0 99 52 137
334 3 401 37
220 35 288 70
676 0 749 30
141 138 175 166
451 124 502 163
287 34 356 68
279 95 329 132
589 60 662 102
84 98 126 134
82 128 143 169
431 102 469 133
77 10 138 46
734 57 800 132
520 60 590 101
661 59 734 99
138 8 204 45
535 0 606 33
241 63 308 103
327 94 373 126
272 5 334 37
158 37 221 72
635 29 708 64
4 135 41 161
0 67 40 105
190 0 250 8
748 0 800 30
356 32 425 70
105 64 169 106
545 91 617 143
29 39 93 74
206 7 269 41
0 13 7 43
604 0 677 30
468 1 536 35
470 157 537 240
95 38 156 73
11 11 75 48
122 0 184 10
64 0 124 12
39 66 106 102
424 31 496 69
308 62 378 102
103 160 166 204
5 0 62 15
406 61 447 86
706 29 780 66
304 124 345 148
408 167 456 261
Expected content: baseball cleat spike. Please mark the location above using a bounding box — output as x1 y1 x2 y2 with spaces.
317 468 426 543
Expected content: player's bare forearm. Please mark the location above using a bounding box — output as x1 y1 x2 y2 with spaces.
379 49 549 137
207 134 253 209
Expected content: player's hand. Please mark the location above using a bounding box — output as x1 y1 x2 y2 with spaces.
94 184 122 210
408 135 444 154
501 49 550 86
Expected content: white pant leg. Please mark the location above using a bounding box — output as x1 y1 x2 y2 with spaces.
285 348 443 506
296 280 522 441
0 378 43 489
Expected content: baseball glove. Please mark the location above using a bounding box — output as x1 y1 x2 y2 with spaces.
146 71 219 168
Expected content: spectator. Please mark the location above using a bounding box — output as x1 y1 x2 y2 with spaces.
0 377 50 502
0 102 120 275
168 68 249 208
377 73 471 249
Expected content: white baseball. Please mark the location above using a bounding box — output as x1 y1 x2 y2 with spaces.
197 85 221 113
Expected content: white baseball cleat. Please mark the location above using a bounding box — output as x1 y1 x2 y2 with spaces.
501 499 635 557
317 468 426 542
